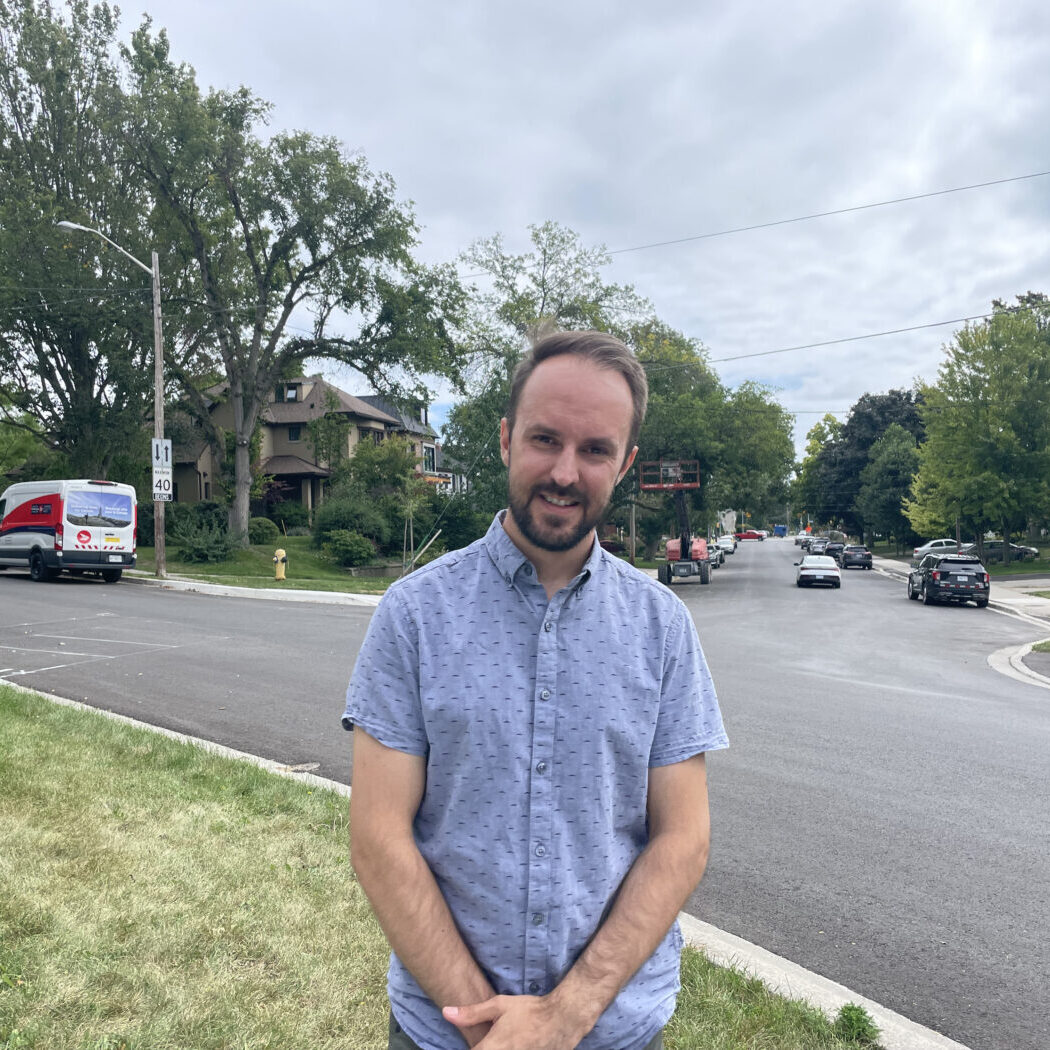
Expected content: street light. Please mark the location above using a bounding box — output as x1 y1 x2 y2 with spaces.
57 220 167 578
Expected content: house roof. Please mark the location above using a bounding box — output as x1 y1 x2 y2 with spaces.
357 395 437 439
262 377 400 426
260 454 331 478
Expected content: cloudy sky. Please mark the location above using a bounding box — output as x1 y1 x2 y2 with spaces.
132 0 1049 450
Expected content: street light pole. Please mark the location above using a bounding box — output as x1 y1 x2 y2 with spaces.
57 220 167 577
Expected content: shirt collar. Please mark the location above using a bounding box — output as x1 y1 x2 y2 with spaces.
483 510 602 592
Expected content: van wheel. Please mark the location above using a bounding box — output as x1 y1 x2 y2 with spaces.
29 552 54 582
101 569 122 584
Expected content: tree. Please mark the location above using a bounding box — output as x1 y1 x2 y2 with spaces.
791 391 925 534
855 423 919 550
904 298 1050 552
443 222 651 516
791 413 843 527
113 22 465 541
0 0 159 476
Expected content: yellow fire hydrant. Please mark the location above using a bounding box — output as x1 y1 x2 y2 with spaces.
273 548 287 581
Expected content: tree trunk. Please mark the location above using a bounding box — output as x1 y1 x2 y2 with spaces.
229 436 252 543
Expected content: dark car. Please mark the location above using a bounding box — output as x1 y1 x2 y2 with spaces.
824 540 845 563
958 540 1038 562
840 544 873 569
907 553 990 607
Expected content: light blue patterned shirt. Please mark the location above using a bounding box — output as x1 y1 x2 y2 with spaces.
345 513 727 1050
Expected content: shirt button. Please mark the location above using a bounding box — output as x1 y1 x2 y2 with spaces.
540 689 550 701
535 761 547 774
529 981 540 994
524 565 533 575
535 844 546 857
544 622 552 632
532 912 544 925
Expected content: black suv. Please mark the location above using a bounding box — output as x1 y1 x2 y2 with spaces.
840 544 872 569
907 553 990 607
824 540 845 564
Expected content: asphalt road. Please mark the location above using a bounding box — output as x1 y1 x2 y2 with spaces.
2 549 1049 1049
678 541 1050 1050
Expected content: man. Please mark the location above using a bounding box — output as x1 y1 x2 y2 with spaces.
345 330 727 1050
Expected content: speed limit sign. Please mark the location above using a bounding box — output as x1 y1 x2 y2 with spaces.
152 438 173 502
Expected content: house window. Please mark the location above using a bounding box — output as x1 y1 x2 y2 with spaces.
288 425 302 442
423 445 436 473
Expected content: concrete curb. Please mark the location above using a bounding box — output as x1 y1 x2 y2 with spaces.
679 914 971 1049
124 572 382 606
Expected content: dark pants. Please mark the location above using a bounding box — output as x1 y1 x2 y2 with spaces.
389 1011 664 1050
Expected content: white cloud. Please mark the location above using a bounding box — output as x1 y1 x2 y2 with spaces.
134 0 1050 453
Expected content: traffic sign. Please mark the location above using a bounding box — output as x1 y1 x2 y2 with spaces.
152 437 173 503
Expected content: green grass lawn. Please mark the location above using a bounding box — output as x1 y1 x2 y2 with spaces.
0 685 881 1050
133 535 398 594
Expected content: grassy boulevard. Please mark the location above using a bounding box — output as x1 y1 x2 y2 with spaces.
0 684 882 1049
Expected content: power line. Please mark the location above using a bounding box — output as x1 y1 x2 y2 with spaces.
607 170 1050 256
708 313 993 365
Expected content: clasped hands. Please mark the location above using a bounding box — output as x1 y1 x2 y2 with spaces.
443 989 595 1050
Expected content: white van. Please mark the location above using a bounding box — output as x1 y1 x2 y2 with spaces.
0 479 137 583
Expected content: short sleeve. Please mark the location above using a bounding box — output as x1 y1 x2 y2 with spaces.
343 588 428 756
649 601 728 767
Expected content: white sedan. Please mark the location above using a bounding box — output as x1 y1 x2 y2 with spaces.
796 554 841 589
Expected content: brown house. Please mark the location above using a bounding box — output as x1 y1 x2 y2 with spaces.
172 375 405 514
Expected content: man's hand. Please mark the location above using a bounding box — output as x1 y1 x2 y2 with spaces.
443 991 596 1050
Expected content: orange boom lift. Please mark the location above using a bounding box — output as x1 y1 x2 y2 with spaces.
639 460 712 587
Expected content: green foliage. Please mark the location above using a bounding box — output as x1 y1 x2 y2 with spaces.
856 424 920 547
832 1002 881 1045
425 491 490 551
321 529 376 567
247 516 280 545
170 517 237 563
305 390 352 476
0 0 157 477
794 391 924 533
266 501 311 530
312 497 392 551
905 297 1050 543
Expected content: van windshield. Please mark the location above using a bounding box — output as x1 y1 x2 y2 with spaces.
67 490 133 528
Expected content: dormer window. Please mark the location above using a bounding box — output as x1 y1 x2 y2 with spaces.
275 384 300 403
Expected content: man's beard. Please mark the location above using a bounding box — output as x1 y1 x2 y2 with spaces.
507 482 607 553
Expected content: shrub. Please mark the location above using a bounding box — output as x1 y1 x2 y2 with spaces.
313 497 391 550
322 529 376 567
136 502 155 546
248 516 280 544
833 1003 880 1045
285 525 311 537
171 518 237 564
267 501 311 530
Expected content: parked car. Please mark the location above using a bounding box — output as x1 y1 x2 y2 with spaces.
795 554 841 588
809 537 829 555
799 535 814 551
907 553 989 607
794 531 809 545
709 545 725 568
913 537 960 559
735 529 765 541
840 544 873 569
958 540 1038 562
715 535 736 555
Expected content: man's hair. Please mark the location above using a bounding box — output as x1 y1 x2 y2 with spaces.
506 330 649 456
